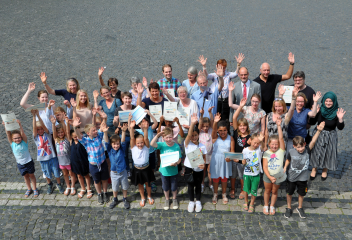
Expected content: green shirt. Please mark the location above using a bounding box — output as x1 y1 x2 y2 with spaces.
156 142 181 176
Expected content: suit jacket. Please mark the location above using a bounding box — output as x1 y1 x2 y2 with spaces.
229 80 262 122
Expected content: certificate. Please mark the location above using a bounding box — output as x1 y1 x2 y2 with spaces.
177 106 190 125
160 151 179 168
164 89 175 101
163 102 177 121
1 113 20 131
282 86 294 103
118 110 133 123
186 148 204 169
149 105 162 122
131 106 146 125
25 103 46 112
224 152 244 160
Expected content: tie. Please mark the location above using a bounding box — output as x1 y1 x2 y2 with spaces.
243 83 247 99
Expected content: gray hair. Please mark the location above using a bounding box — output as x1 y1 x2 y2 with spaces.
293 71 305 80
130 76 141 84
187 66 198 75
260 63 270 70
177 86 188 95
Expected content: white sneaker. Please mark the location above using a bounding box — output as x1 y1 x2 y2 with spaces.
195 201 202 212
188 201 195 213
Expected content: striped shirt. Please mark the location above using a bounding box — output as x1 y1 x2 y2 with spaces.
157 77 182 97
208 71 238 98
79 130 106 165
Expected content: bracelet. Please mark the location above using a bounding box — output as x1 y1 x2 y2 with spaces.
290 62 294 65
292 97 296 100
203 67 207 70
237 64 241 66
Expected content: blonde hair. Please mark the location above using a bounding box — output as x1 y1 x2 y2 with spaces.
55 124 65 142
272 98 287 113
163 127 173 137
100 86 111 94
36 121 43 127
268 134 279 145
54 106 66 114
237 118 250 135
84 124 95 133
66 78 80 93
76 89 92 110
296 93 308 105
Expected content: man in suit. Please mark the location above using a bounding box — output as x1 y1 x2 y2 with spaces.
228 67 261 123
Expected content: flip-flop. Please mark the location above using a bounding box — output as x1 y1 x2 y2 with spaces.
148 197 154 205
71 188 77 196
140 199 146 207
64 188 71 196
270 206 276 215
263 206 269 215
239 193 245 200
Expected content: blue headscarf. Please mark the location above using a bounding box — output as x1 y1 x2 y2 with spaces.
320 92 339 120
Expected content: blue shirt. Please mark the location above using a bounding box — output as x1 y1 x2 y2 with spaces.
182 79 199 98
106 141 127 173
191 85 219 119
136 126 155 153
288 107 311 139
99 99 122 128
11 141 32 165
79 130 106 165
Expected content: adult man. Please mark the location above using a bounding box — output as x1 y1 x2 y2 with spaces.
228 67 262 122
157 64 181 98
191 65 225 119
253 52 295 114
199 54 245 120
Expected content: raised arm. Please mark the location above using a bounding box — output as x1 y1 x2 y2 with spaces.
174 117 185 138
336 108 346 129
208 106 214 126
150 131 163 148
198 108 204 130
161 89 175 102
142 77 152 98
215 64 225 92
32 110 37 136
308 91 322 118
232 98 247 130
309 121 325 150
37 110 49 134
93 90 99 109
212 113 221 143
281 52 295 81
40 72 56 95
278 84 285 98
198 55 208 77
65 117 72 142
276 118 285 150
235 53 245 74
128 114 136 148
142 122 150 148
146 109 158 130
285 86 298 125
121 123 128 143
98 67 106 87
50 116 57 142
136 83 146 108
157 116 164 134
185 113 198 147
2 122 12 144
20 82 36 109
228 82 239 110
100 122 109 143
72 117 83 140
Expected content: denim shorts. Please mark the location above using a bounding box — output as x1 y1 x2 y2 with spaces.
40 157 60 179
160 173 178 192
89 160 109 184
111 169 129 192
17 160 35 176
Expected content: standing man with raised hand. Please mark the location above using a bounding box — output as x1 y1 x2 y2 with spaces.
253 52 295 114
200 54 244 121
157 64 181 98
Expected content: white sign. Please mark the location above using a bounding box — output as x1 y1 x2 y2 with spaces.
282 86 294 103
163 102 177 121
149 105 162 123
1 113 20 131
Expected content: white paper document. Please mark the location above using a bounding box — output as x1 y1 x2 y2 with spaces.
224 152 244 160
25 103 46 112
160 151 179 168
149 105 162 122
186 148 204 169
131 106 147 125
282 86 294 103
163 102 177 121
118 110 133 123
1 113 20 131
177 106 190 125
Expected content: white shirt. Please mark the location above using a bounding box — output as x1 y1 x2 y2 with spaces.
174 97 199 132
243 147 263 176
208 71 238 98
131 146 149 165
184 142 207 172
241 80 251 98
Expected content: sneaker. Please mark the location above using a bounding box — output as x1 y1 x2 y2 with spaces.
151 182 157 193
201 184 205 193
172 199 179 209
296 208 306 219
56 183 64 194
109 199 118 209
47 183 54 195
284 208 293 218
188 201 195 213
164 199 170 210
103 192 110 203
123 198 130 209
195 201 202 212
98 194 104 205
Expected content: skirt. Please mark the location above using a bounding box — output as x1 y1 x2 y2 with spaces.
131 165 156 186
310 128 338 171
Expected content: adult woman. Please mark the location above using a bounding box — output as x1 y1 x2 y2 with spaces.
137 82 168 111
94 86 122 136
71 90 93 133
309 92 345 181
264 87 298 150
182 66 199 97
98 67 122 100
130 77 149 105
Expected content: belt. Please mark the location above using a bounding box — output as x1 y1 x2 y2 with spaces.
134 162 149 169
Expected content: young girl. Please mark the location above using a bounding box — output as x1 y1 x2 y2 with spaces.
242 133 265 213
262 118 286 215
210 113 235 205
129 115 155 207
50 116 77 196
3 120 38 198
184 114 206 212
198 106 214 193
65 117 92 199
231 98 251 200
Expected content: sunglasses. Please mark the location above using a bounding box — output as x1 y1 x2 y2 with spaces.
275 98 283 101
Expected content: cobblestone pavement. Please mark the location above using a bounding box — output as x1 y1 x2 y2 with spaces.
0 0 352 239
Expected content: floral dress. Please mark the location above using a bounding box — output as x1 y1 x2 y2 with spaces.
199 128 213 164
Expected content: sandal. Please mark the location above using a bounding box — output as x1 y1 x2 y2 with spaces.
33 189 39 198
270 206 276 215
212 194 218 205
78 190 86 199
25 189 33 198
263 206 269 215
71 188 76 196
243 203 248 211
64 188 71 196
140 199 146 207
86 190 93 199
222 193 229 204
248 205 255 213
148 197 154 205
239 192 245 200
229 190 236 199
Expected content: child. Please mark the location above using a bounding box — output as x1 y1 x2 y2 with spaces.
184 114 206 212
157 116 185 144
32 109 64 194
262 118 286 215
65 117 92 199
198 106 214 193
129 115 155 207
151 127 182 210
50 116 77 196
106 123 130 209
72 117 110 205
210 113 234 205
231 98 251 200
283 121 325 219
53 107 67 126
242 132 265 213
3 120 38 197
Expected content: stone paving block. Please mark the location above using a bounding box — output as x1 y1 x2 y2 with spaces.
325 202 337 209
44 200 56 206
6 200 21 206
316 208 329 214
31 200 45 206
179 204 188 210
20 200 34 206
230 205 242 211
55 201 68 206
9 194 23 199
216 204 229 211
43 195 56 200
312 202 325 208
329 209 342 214
341 209 352 215
0 199 8 205
79 201 91 207
0 194 10 199
203 203 216 210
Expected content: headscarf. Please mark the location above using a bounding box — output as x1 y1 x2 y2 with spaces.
320 91 339 120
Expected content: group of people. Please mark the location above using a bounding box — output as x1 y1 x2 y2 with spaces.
4 53 346 218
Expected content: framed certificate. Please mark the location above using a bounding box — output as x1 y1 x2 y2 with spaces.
224 152 244 160
282 86 294 103
118 110 133 123
163 102 177 121
186 148 204 168
149 105 162 122
160 151 179 168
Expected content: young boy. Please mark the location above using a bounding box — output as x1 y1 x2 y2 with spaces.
283 122 325 219
3 119 38 197
72 117 110 205
106 123 130 209
32 109 64 194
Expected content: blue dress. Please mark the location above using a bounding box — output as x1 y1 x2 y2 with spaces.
210 134 232 179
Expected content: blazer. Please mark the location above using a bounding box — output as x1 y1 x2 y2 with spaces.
229 80 261 122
